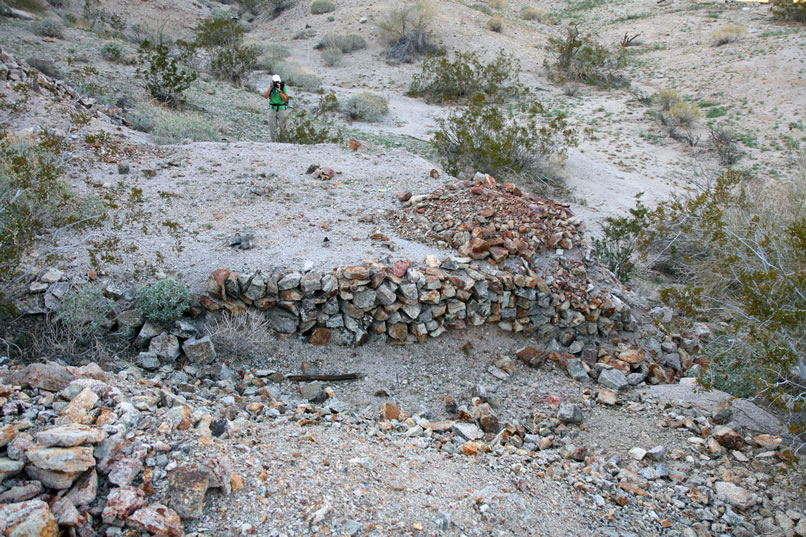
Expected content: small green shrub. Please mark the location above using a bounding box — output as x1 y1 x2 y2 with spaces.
709 125 741 166
377 0 437 63
594 196 648 281
433 94 577 189
274 60 321 90
210 44 258 85
32 20 65 38
486 16 504 32
26 57 63 79
315 33 367 53
321 47 343 67
100 41 126 62
520 6 543 21
310 0 335 14
315 91 339 119
279 110 342 144
138 44 198 107
136 278 192 322
193 17 245 49
662 100 702 128
59 285 114 337
711 23 747 46
408 50 523 104
343 92 388 122
545 24 629 88
771 0 806 22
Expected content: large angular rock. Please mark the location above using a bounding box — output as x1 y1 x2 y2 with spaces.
136 352 160 371
102 487 145 526
168 468 209 520
277 272 301 290
0 500 58 537
24 466 81 490
713 425 745 450
26 446 95 473
266 308 298 334
182 336 216 364
0 458 24 483
149 333 181 363
50 497 81 527
557 403 584 424
5 363 74 392
64 469 97 508
452 422 484 441
127 504 184 537
0 482 41 504
0 424 16 448
715 481 757 510
598 368 629 391
565 359 589 382
59 387 98 424
117 310 144 339
135 321 162 349
35 425 106 447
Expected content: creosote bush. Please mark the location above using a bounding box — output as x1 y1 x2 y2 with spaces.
433 93 577 190
138 44 197 107
100 41 126 62
278 110 342 144
315 33 367 53
376 0 437 63
711 23 747 46
59 285 114 338
136 278 192 322
321 47 343 67
656 89 701 128
191 16 256 85
310 0 335 14
545 23 629 88
32 19 64 38
343 92 388 122
408 50 523 104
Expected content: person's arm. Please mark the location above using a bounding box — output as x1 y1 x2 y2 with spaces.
280 87 289 103
263 87 271 99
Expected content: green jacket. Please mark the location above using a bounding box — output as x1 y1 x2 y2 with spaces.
266 85 289 109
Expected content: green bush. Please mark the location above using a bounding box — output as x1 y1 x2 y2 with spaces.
274 60 321 90
138 44 198 107
315 91 339 119
136 278 192 322
408 50 523 104
6 0 43 12
656 91 702 128
377 0 437 63
594 196 649 281
100 41 126 62
486 16 504 32
59 285 114 337
310 0 335 14
210 44 258 85
343 92 388 122
32 20 65 38
193 17 245 49
433 94 577 189
315 33 366 53
470 3 493 16
321 47 343 67
771 0 806 22
279 110 342 144
545 24 629 88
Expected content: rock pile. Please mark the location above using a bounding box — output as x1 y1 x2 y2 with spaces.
0 48 81 105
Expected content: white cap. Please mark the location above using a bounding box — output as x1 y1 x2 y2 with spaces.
272 74 281 82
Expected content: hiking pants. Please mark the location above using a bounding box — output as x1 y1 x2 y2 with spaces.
269 107 287 142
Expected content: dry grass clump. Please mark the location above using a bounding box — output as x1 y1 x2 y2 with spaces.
520 7 544 21
486 0 506 10
343 92 389 122
205 311 279 361
657 88 702 127
376 0 438 63
711 23 747 46
486 16 504 32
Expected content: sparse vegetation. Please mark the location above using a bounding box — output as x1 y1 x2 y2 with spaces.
594 196 648 281
191 17 257 85
279 110 343 144
376 0 437 63
343 92 389 122
545 24 629 88
136 278 192 322
26 57 63 79
205 311 278 361
487 0 506 9
433 93 577 190
5 0 43 12
127 101 221 142
486 16 504 33
315 33 367 53
710 125 742 166
59 285 114 339
321 47 343 67
711 23 747 46
100 41 126 62
408 50 523 104
657 89 702 128
273 60 321 91
310 0 335 14
520 6 544 21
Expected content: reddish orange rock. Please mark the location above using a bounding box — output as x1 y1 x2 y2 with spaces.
309 328 331 346
381 402 401 421
619 349 647 364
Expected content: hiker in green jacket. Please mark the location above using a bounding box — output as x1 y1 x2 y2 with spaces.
263 74 290 142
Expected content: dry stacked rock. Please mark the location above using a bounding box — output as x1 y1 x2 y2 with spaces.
0 48 80 104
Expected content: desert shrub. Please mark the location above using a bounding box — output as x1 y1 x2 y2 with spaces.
377 0 437 63
545 23 629 88
343 92 388 122
520 6 543 21
471 3 493 15
5 0 43 12
486 16 504 32
279 110 342 144
205 311 279 361
310 0 335 14
709 125 741 166
46 0 65 6
193 17 245 49
594 196 648 281
210 43 258 85
486 0 506 10
711 23 747 46
634 170 806 442
26 57 63 79
136 278 192 322
316 33 366 53
321 47 343 66
662 100 702 128
138 44 197 107
433 93 577 189
315 90 339 119
771 0 806 22
59 285 114 337
129 21 172 48
267 0 295 17
274 60 321 90
32 19 64 38
408 50 523 104
256 43 290 71
127 102 221 142
100 41 126 62
656 88 681 111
